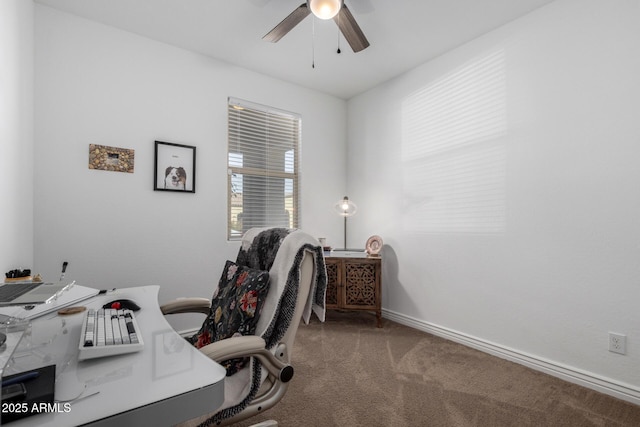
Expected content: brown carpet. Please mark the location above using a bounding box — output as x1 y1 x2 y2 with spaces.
230 311 640 427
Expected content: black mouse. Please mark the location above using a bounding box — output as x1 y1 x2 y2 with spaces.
103 299 141 311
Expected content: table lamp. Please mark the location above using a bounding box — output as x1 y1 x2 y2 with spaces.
333 196 357 250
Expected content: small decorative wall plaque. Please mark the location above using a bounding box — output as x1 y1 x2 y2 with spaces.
89 144 135 173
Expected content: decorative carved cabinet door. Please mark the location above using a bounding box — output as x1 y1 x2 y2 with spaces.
325 260 341 307
323 253 382 327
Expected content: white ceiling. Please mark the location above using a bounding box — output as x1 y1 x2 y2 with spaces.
34 0 555 99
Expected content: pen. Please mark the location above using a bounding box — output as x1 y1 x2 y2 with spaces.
2 371 40 387
59 261 68 282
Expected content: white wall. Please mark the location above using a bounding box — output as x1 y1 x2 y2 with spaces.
347 0 640 402
0 0 34 275
34 5 347 332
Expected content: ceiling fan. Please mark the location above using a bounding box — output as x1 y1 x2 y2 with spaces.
263 0 370 53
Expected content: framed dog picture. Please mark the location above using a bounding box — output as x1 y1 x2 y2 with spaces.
154 141 196 193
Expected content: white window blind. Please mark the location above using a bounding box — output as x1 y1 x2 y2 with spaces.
227 97 300 240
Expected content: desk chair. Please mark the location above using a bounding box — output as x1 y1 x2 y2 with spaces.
162 228 327 426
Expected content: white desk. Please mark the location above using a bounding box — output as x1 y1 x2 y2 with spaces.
2 286 225 426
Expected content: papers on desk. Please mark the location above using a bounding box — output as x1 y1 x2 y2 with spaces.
0 284 99 321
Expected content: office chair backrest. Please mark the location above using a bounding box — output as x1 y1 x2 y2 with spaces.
237 227 325 349
205 227 326 425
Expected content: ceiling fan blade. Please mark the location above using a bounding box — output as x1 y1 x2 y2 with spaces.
263 3 311 43
333 4 370 52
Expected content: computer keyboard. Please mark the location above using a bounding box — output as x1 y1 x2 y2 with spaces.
0 281 41 302
78 308 144 360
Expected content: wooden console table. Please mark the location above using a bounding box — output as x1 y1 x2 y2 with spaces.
323 252 382 327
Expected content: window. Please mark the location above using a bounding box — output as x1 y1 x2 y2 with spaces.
227 98 300 240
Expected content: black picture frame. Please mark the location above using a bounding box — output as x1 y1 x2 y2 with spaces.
154 141 196 193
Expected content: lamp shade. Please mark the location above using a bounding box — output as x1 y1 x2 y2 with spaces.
309 0 342 20
334 196 357 217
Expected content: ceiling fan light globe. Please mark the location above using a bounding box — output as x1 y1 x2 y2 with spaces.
309 0 341 20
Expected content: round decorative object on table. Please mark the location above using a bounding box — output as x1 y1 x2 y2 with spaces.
365 235 383 256
58 306 87 316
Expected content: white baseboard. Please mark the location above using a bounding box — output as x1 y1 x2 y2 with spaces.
382 308 640 406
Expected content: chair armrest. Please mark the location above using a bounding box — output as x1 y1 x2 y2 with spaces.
199 335 266 361
199 336 294 383
160 297 211 315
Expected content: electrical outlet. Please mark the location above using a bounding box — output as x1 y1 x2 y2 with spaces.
609 332 627 355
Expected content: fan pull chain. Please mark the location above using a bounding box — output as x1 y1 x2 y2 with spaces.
337 12 341 54
311 16 316 68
